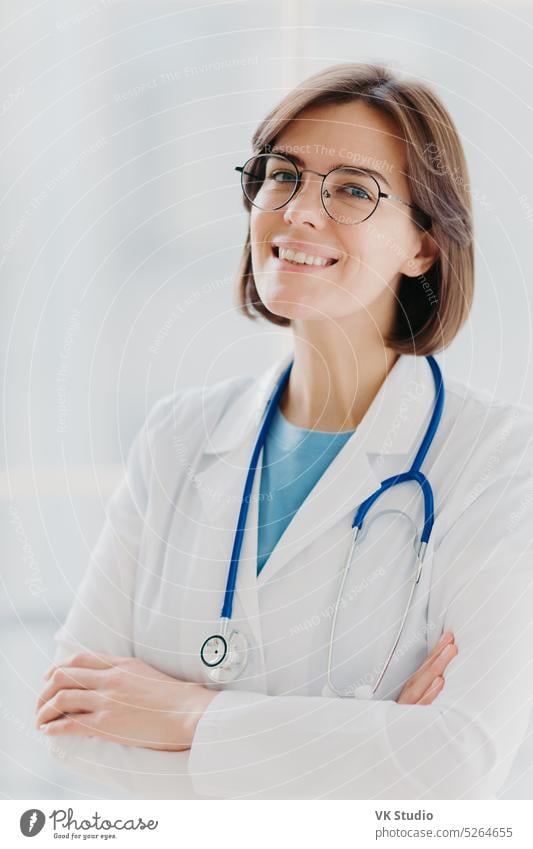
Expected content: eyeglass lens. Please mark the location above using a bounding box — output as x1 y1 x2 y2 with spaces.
241 154 380 225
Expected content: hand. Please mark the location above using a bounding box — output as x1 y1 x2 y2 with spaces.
35 652 218 751
396 631 458 705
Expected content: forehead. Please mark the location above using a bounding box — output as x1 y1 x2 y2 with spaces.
271 99 407 177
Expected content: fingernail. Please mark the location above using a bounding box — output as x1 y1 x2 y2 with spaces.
432 676 443 687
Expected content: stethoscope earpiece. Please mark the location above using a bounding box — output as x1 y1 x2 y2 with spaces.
321 683 375 699
352 684 375 700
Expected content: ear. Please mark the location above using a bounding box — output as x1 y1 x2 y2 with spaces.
399 229 440 279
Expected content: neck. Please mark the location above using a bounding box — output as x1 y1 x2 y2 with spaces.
280 319 401 432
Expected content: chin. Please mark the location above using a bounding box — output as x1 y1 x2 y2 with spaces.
262 299 322 321
256 276 333 320
257 289 322 321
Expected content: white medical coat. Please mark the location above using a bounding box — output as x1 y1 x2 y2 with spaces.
51 351 533 799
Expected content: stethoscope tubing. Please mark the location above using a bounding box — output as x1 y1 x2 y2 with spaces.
220 360 294 621
202 355 444 694
325 355 444 697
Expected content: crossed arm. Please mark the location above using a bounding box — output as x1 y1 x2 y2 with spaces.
36 401 533 798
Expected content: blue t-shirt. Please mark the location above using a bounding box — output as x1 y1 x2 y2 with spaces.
257 404 356 576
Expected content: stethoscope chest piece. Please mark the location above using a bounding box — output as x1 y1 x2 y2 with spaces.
200 634 228 667
201 629 249 683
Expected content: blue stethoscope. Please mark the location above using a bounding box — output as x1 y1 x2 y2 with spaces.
200 355 444 697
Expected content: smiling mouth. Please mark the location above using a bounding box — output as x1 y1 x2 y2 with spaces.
272 246 339 267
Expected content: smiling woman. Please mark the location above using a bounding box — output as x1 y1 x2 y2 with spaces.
237 62 473 359
37 61 533 801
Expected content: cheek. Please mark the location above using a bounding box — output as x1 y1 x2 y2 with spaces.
361 222 413 271
249 209 274 253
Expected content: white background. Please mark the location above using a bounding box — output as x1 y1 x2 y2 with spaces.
1 0 533 798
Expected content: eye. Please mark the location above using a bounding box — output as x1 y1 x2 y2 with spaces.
342 184 372 200
269 170 297 183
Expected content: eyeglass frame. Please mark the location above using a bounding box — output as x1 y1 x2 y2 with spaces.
235 152 432 229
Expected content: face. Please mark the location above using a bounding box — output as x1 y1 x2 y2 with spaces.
248 100 438 334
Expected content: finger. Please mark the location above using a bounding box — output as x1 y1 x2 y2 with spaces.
44 652 120 680
36 689 99 728
399 635 453 693
416 676 444 705
415 632 455 675
412 642 458 697
399 641 458 704
39 712 102 738
36 667 104 712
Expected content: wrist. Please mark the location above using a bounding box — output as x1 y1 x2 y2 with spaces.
182 685 219 747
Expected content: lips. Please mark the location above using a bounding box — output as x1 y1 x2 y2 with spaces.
271 247 339 268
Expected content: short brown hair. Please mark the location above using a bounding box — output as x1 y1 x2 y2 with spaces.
236 62 474 355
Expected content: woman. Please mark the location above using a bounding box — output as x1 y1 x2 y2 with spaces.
35 63 533 800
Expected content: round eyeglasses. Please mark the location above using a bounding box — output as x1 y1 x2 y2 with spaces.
235 152 432 229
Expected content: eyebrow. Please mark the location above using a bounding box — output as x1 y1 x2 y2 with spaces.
268 147 392 190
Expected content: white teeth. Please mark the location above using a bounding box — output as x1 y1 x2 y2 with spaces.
277 246 334 267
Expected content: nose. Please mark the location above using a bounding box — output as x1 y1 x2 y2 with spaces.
282 171 328 229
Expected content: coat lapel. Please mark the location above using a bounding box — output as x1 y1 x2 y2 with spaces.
193 351 439 631
192 361 284 656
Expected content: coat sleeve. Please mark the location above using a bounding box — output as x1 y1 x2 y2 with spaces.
48 398 200 799
187 466 533 800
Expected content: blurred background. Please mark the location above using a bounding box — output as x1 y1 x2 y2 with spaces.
2 0 533 798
